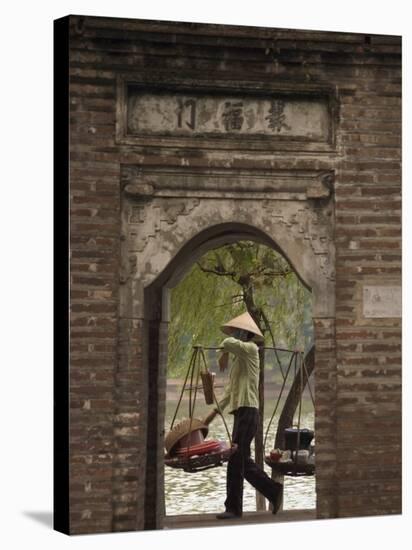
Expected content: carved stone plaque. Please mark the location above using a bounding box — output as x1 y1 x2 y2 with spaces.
363 286 402 318
126 90 330 140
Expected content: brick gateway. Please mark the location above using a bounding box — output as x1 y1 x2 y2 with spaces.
54 15 401 535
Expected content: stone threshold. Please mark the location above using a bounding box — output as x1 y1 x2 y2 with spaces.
163 508 316 529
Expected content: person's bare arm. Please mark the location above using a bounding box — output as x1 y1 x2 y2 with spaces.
203 409 219 425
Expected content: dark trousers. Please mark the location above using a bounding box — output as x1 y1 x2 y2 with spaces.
224 406 281 516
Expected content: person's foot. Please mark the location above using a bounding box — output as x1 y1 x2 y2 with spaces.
270 502 279 515
216 511 242 519
270 482 283 514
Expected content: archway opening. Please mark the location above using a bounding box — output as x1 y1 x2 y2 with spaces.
143 223 318 529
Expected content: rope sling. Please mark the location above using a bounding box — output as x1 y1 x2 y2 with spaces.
264 349 316 476
165 345 315 476
164 346 237 473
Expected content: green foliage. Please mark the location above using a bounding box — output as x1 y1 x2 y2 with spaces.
168 241 313 377
168 264 242 377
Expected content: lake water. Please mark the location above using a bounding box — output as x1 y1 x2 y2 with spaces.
164 396 315 516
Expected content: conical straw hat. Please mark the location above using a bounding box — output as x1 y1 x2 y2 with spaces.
164 418 209 455
221 312 264 342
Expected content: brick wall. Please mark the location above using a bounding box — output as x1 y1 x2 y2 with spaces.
313 317 338 518
62 15 401 534
112 318 146 531
335 82 401 514
69 15 122 531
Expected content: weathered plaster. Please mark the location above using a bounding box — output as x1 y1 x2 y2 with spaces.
119 171 335 320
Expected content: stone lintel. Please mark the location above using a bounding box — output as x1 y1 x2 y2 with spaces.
122 166 334 201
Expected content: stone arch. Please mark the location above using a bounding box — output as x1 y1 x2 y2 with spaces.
150 221 310 292
120 191 335 320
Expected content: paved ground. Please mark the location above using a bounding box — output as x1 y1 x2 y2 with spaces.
163 508 316 530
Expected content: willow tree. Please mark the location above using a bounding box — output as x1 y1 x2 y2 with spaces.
168 240 314 510
169 241 312 375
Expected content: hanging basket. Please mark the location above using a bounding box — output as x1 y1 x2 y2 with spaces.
265 447 315 477
264 457 315 476
165 346 234 473
263 350 317 478
200 370 215 405
165 442 238 473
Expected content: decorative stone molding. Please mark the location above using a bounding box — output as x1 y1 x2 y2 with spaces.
119 165 335 320
121 165 335 202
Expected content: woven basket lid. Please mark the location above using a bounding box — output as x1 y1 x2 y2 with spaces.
164 418 209 454
221 312 264 342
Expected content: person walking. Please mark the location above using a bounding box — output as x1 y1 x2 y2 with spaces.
204 312 282 520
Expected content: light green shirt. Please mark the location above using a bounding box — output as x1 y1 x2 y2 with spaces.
216 337 260 415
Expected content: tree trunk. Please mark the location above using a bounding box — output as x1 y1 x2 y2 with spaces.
270 345 315 513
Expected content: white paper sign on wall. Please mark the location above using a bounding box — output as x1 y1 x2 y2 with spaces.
363 286 402 318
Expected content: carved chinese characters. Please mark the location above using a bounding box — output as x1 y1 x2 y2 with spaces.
126 89 329 140
222 101 244 131
265 100 291 132
177 98 196 130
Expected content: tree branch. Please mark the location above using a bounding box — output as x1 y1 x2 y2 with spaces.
214 296 244 308
196 261 236 278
